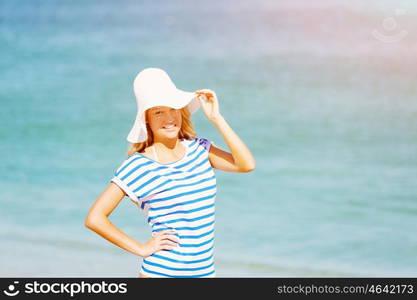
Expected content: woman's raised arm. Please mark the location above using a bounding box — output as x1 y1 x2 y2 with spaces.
195 89 256 173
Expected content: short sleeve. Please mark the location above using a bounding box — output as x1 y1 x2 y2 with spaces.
110 156 140 204
194 137 213 153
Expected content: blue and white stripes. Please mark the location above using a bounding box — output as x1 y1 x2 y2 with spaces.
111 137 217 278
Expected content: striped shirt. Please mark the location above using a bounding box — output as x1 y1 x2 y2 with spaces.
111 137 216 278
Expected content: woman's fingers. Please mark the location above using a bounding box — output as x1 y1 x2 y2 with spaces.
160 245 176 251
156 235 179 243
155 230 176 237
155 230 180 243
195 89 215 98
158 236 178 251
160 240 178 247
165 235 180 243
196 88 214 93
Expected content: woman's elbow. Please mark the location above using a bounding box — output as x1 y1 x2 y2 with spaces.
239 162 256 173
84 216 95 230
84 214 102 230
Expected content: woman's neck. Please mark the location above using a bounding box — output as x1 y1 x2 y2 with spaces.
152 136 180 150
151 137 184 163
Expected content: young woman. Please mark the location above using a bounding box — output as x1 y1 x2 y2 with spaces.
85 68 255 278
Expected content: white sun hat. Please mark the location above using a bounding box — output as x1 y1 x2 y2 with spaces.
126 67 201 143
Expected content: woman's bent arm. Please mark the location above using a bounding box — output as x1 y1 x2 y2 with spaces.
210 115 256 173
84 183 145 257
85 183 179 257
195 89 256 173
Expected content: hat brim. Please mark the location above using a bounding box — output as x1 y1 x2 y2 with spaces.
126 90 201 143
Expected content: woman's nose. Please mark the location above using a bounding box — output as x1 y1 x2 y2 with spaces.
166 110 176 121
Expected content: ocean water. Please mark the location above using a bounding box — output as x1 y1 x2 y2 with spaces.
1 0 417 277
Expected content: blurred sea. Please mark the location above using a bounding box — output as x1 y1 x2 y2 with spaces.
1 0 417 277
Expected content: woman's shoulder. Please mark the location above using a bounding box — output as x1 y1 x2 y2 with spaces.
187 136 211 151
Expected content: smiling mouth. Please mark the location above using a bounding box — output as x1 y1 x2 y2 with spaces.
163 124 177 130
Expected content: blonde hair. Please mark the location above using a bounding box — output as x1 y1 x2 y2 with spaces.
126 107 196 157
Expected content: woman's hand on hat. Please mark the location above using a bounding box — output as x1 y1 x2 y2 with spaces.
195 89 222 122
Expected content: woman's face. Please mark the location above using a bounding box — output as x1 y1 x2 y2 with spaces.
146 106 182 140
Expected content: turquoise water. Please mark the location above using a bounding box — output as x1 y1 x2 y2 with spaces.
1 0 417 277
